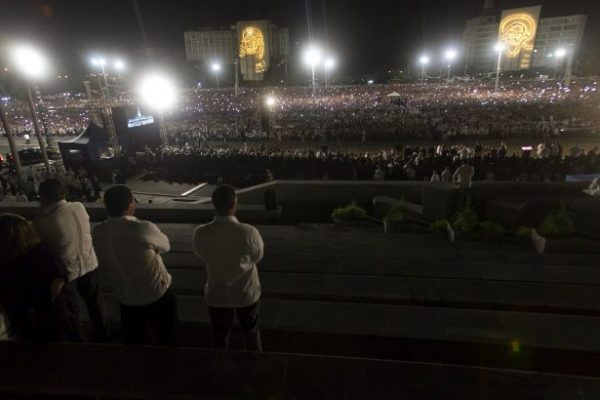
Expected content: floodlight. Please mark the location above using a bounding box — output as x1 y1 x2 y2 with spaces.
11 45 49 79
138 73 177 111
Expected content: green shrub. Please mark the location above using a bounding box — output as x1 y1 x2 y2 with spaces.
480 221 505 239
517 226 533 240
384 199 408 224
452 205 479 234
538 206 575 238
331 202 367 221
430 219 450 234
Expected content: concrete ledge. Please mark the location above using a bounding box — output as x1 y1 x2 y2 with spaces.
372 195 424 219
0 202 281 224
1 342 599 399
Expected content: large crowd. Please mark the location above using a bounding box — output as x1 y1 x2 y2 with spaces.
6 80 598 143
145 140 600 187
165 80 600 144
2 80 600 189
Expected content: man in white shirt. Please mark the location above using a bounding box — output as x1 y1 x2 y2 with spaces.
452 161 475 208
192 185 263 351
92 185 177 346
36 178 108 342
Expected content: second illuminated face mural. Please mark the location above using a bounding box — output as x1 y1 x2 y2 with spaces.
497 6 541 70
239 26 266 74
499 13 537 58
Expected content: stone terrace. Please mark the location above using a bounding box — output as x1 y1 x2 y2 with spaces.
91 223 600 376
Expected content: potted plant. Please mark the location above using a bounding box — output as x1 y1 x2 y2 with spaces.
383 200 408 233
537 206 575 239
452 205 481 240
430 219 455 242
331 202 368 227
479 220 505 241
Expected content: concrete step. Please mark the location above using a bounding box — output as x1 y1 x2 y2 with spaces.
94 295 600 354
161 252 600 285
158 223 600 266
97 268 600 315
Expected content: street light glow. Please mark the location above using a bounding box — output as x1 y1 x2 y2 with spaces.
11 45 49 80
555 48 567 58
211 63 221 72
419 55 430 65
494 43 506 52
325 57 335 69
91 57 106 67
138 73 177 111
303 46 323 67
445 49 457 61
265 95 276 107
114 59 126 70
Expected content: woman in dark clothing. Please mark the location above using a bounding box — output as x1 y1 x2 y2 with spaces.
0 213 70 342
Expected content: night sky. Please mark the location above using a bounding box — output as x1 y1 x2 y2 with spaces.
0 0 599 75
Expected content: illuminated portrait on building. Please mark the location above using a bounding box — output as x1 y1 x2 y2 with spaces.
499 13 537 58
239 26 266 74
498 6 541 70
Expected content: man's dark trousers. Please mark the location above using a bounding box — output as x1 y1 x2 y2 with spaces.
208 302 262 351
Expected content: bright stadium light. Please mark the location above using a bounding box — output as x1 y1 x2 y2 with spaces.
91 57 106 67
265 95 276 108
138 73 177 111
324 57 335 88
303 46 323 67
419 55 429 85
304 45 323 95
555 48 567 58
325 57 335 69
211 62 222 88
11 45 49 80
445 49 457 61
445 49 457 80
114 59 126 70
494 43 506 53
10 44 52 170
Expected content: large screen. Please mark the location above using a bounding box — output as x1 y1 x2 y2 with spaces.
498 6 541 71
127 109 155 128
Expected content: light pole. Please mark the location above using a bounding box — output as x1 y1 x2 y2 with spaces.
419 55 429 85
324 57 335 88
211 62 221 89
494 43 505 92
91 56 126 98
304 45 322 96
445 49 457 80
11 45 51 170
91 57 109 95
90 56 125 156
0 99 24 189
554 48 568 82
138 73 177 147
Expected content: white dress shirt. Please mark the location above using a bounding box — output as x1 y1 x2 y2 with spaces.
92 216 172 306
192 216 263 308
35 200 98 282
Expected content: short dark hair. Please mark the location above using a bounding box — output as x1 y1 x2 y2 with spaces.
104 185 133 217
212 185 236 214
38 179 65 202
